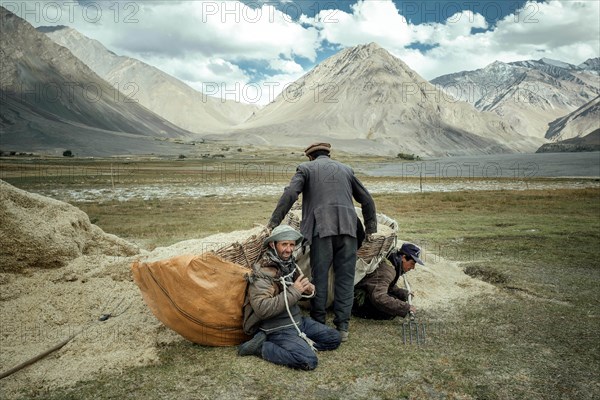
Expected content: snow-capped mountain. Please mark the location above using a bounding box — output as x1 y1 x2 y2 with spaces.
431 58 600 139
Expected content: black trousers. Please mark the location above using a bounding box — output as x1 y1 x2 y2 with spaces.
309 234 357 331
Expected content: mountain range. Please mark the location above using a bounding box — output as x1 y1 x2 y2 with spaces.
40 26 257 134
431 58 599 140
1 6 598 157
0 7 196 156
223 43 543 156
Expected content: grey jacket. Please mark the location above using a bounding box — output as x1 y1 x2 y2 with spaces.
269 155 377 244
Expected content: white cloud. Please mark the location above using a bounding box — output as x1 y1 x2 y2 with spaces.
313 0 413 48
155 56 249 87
13 0 320 104
269 58 304 74
11 0 600 91
309 0 599 80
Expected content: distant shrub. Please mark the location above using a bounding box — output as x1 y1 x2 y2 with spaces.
178 154 186 159
396 152 420 161
63 150 74 157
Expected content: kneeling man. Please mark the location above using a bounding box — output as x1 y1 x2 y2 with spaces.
352 243 424 320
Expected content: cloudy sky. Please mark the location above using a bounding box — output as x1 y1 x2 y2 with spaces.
6 0 600 104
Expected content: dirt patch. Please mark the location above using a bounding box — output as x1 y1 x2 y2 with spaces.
463 264 509 285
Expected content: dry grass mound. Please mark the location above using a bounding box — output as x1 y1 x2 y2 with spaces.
0 180 138 272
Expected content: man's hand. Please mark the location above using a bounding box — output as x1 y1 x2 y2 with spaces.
365 233 374 242
293 275 313 294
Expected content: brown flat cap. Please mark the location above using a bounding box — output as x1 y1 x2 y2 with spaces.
304 142 332 156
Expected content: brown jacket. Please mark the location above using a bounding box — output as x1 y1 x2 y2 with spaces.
354 258 410 318
242 253 303 334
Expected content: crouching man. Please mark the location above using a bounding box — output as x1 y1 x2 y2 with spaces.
238 225 341 370
352 243 424 320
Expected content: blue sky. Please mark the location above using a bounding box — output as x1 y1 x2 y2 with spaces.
5 0 600 104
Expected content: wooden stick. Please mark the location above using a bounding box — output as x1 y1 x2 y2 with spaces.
0 334 76 380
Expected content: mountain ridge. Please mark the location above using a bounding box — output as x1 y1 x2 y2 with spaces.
545 96 600 141
42 25 258 134
431 57 600 140
0 7 197 156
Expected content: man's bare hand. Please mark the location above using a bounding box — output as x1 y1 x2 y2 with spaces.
293 275 312 294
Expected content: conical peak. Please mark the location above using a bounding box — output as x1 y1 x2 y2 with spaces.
324 43 408 71
342 42 387 60
301 42 421 88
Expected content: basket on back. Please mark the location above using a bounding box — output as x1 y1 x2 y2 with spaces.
214 227 270 268
284 204 398 303
284 205 397 263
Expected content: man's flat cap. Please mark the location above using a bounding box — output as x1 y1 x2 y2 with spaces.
304 142 332 156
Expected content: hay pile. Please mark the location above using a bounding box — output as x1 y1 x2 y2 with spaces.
0 180 138 271
0 181 495 398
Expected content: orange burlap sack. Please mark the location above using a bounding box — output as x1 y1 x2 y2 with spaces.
132 252 251 346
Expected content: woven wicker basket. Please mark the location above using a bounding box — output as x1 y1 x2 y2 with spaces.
214 204 397 267
214 227 270 269
283 204 397 263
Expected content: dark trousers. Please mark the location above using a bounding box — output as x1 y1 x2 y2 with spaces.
262 318 341 370
309 234 357 331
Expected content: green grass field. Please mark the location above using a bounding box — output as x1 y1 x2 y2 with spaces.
2 157 599 399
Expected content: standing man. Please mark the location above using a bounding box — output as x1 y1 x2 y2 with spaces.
352 243 424 320
267 142 377 341
239 225 341 370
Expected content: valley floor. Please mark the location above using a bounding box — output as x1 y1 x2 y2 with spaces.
1 156 599 400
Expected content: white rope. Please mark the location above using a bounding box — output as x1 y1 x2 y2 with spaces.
279 269 317 352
